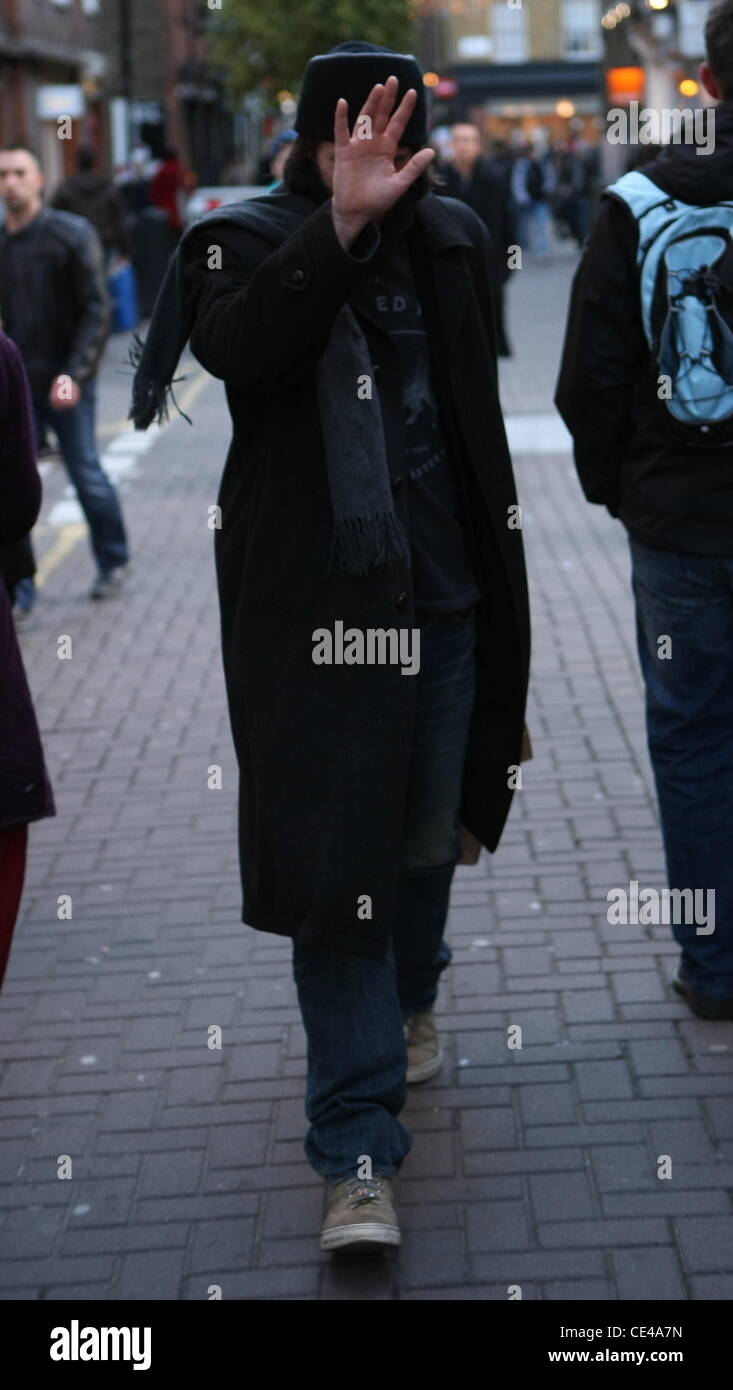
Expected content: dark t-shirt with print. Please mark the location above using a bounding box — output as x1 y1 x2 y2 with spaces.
353 241 481 617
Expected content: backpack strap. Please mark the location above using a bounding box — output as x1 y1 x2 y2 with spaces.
605 170 692 266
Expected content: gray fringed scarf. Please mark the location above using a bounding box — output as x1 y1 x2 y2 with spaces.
129 195 409 579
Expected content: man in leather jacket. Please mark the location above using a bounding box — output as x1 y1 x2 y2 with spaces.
0 144 130 606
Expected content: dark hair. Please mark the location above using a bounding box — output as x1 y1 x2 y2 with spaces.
0 142 41 166
77 146 95 172
706 0 733 99
282 137 330 201
161 146 178 162
282 136 441 203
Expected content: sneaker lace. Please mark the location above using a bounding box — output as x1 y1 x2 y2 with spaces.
342 1176 385 1209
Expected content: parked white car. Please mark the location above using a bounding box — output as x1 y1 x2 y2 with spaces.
183 185 264 228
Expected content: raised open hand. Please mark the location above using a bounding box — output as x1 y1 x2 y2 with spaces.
331 76 435 248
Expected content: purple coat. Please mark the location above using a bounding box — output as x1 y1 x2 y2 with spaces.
0 332 56 829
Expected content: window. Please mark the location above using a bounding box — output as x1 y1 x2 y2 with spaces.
492 3 528 64
563 0 603 61
678 0 710 59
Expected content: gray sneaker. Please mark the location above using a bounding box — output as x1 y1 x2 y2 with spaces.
89 565 130 600
320 1174 401 1253
404 1010 443 1084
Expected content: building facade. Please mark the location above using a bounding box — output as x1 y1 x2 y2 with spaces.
98 0 233 182
424 0 605 144
0 0 106 185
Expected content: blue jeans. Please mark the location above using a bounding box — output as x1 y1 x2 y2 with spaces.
518 201 552 256
23 380 129 601
630 538 733 998
292 608 478 1180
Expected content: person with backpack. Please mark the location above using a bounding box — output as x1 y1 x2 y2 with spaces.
556 0 733 1021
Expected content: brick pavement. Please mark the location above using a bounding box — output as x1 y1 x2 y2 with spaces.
1 241 732 1301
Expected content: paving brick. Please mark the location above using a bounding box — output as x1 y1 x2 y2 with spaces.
673 1215 733 1273
188 1217 256 1273
611 1246 687 1300
207 1122 270 1168
466 1200 531 1253
529 1171 595 1222
688 1274 733 1299
116 1249 186 1300
459 1108 518 1151
519 1083 576 1125
98 1091 159 1131
139 1150 203 1197
184 1266 320 1299
543 1278 614 1300
469 1250 607 1283
539 1218 670 1249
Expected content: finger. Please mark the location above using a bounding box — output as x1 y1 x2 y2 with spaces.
373 75 400 136
334 97 350 148
358 82 386 131
396 146 435 188
384 86 418 145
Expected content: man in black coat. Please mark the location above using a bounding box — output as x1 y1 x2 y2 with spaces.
556 0 733 1024
439 122 516 355
132 41 530 1252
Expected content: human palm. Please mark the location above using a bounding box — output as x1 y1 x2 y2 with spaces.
332 76 435 229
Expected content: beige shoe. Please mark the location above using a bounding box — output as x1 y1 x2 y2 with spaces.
404 1010 443 1084
320 1174 401 1253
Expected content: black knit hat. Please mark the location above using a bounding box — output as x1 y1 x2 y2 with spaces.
294 40 427 146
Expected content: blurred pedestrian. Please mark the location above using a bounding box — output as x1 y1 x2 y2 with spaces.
556 0 733 1020
267 129 297 189
132 40 529 1253
510 143 553 257
50 145 130 265
0 331 56 991
149 146 195 251
555 129 598 248
0 144 131 607
439 122 517 356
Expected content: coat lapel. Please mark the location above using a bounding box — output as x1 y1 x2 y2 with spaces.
411 195 475 355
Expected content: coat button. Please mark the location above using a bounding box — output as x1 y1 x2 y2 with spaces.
396 591 408 609
392 475 404 492
290 268 306 284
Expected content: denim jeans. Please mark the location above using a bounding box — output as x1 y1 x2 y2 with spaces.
292 607 478 1180
22 379 129 603
630 537 733 998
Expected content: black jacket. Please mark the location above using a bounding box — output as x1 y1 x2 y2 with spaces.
556 100 733 555
0 207 110 396
51 171 130 256
180 190 530 958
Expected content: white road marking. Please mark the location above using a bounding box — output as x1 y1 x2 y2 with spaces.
504 412 572 454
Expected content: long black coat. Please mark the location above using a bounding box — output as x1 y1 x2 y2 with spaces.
182 190 530 959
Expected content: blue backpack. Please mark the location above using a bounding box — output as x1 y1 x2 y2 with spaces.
607 169 733 447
